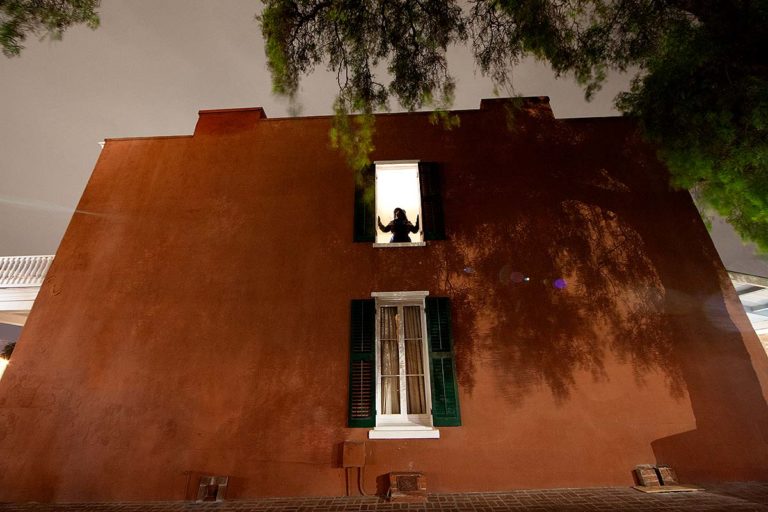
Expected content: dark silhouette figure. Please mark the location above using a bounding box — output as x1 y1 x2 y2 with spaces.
378 208 420 243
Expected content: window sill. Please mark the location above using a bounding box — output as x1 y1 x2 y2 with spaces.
372 242 426 248
368 427 440 439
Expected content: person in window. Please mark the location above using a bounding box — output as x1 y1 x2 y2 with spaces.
378 208 420 243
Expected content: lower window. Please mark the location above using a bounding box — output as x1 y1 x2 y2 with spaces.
376 294 432 435
348 292 461 439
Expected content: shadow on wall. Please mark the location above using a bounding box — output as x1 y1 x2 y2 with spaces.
432 112 768 479
443 200 682 405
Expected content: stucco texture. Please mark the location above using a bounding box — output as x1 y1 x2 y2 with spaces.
1 99 767 501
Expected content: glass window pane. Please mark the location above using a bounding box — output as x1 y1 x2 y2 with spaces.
380 306 398 340
377 303 429 417
404 306 427 414
382 376 401 414
403 306 422 339
405 339 424 375
380 307 399 376
407 376 426 414
380 306 401 415
381 340 399 376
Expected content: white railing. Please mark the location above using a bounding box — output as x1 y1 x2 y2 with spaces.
0 255 54 288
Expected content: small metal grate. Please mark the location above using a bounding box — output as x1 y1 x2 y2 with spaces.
395 475 419 492
388 472 427 503
196 475 228 502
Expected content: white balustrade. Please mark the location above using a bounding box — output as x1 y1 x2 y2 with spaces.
0 255 54 288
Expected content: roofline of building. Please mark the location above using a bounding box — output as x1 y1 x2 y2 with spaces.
103 134 194 143
100 97 630 143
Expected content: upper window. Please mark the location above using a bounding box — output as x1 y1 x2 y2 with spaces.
375 162 423 245
348 294 461 439
353 161 445 245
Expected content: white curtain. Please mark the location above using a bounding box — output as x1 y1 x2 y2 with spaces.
380 307 400 414
404 306 427 414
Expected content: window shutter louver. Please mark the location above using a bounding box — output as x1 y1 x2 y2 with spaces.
426 297 461 426
353 165 376 242
349 299 376 427
418 162 446 240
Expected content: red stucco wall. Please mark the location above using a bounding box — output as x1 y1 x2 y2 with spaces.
1 99 767 501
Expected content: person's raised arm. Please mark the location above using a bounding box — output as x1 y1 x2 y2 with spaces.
378 216 391 232
410 214 420 233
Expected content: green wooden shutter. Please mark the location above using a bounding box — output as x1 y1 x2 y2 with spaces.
426 297 461 426
419 162 446 240
349 299 376 427
353 165 375 242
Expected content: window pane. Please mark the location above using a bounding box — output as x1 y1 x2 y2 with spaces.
405 340 424 375
403 305 422 340
380 307 399 377
382 376 401 414
404 306 426 414
380 307 400 415
406 375 426 414
405 339 426 414
404 306 424 375
380 306 398 341
381 339 399 376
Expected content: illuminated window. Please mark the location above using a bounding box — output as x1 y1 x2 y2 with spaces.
375 162 423 245
353 161 445 244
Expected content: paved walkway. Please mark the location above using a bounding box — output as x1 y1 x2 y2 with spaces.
1 483 767 512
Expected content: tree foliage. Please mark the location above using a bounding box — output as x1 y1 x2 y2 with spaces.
260 0 768 250
1 0 100 57
260 0 466 168
1 342 15 359
615 2 768 251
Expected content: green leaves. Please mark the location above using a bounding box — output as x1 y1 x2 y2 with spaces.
1 342 15 359
1 0 100 57
617 1 768 250
260 0 768 251
259 0 466 169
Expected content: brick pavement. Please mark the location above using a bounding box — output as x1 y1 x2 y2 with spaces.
1 484 767 512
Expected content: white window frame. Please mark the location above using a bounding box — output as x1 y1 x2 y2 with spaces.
369 291 439 439
372 161 426 248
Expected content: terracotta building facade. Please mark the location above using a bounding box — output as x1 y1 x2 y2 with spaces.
1 98 767 501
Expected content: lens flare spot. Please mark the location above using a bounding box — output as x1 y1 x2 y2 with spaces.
510 271 525 283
